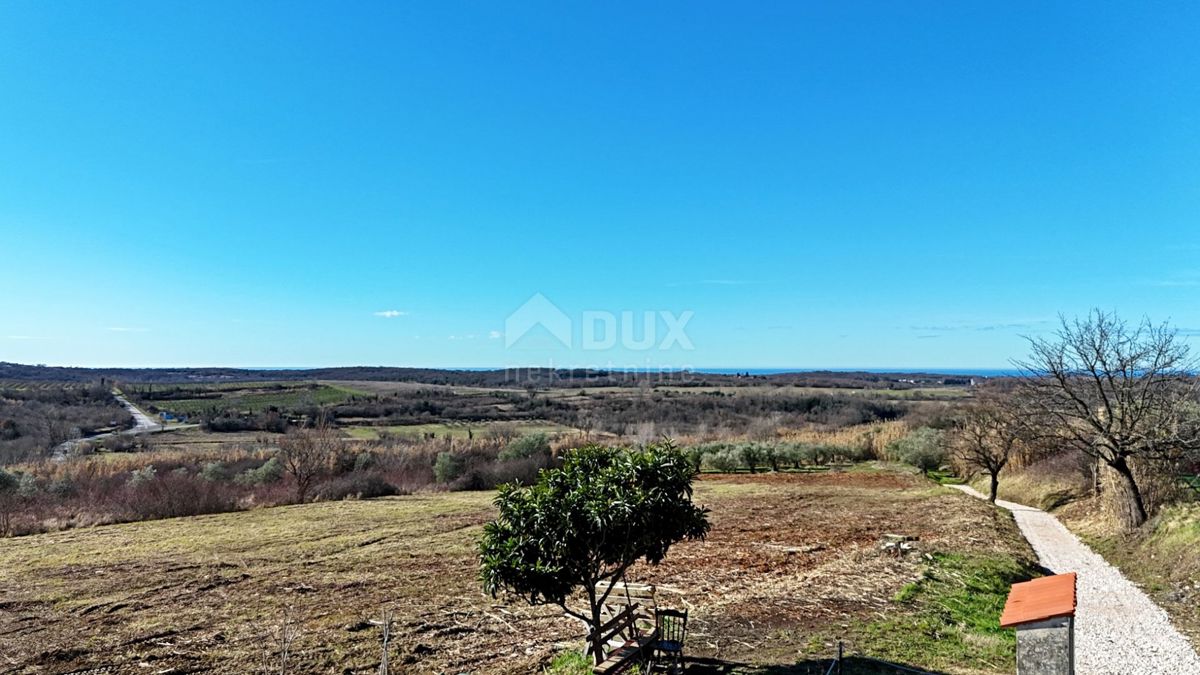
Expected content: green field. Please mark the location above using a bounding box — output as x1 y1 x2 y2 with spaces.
140 383 365 414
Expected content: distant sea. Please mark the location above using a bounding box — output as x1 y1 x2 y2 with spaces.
691 367 1021 377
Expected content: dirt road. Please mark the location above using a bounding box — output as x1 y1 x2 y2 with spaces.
51 391 164 460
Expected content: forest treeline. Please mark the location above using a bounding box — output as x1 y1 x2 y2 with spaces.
0 362 972 389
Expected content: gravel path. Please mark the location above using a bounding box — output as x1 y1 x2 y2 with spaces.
949 484 1200 674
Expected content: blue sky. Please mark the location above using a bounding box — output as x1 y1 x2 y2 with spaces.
1 2 1197 370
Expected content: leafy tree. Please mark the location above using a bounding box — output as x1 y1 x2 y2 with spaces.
479 442 710 664
704 447 742 473
890 428 946 476
739 443 763 473
761 443 781 472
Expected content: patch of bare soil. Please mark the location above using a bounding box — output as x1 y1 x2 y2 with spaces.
634 472 1016 667
0 470 1019 673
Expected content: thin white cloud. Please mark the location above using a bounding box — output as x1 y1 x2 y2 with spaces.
373 310 407 318
489 330 502 339
909 318 1052 333
5 335 40 340
107 326 147 333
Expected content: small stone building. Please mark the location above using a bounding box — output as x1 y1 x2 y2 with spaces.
1000 572 1077 675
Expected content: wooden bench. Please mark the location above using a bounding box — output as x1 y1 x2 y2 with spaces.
587 603 658 674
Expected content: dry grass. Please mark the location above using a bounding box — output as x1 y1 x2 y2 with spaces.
0 469 1031 674
777 421 910 458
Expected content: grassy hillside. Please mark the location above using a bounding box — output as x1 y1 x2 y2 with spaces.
0 468 1035 674
1072 501 1200 649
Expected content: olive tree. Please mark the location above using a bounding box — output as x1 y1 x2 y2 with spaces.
1016 310 1200 528
479 442 710 664
889 427 946 476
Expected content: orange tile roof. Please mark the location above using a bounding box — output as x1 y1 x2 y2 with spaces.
1000 572 1077 628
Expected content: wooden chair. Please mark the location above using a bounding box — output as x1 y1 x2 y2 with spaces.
652 608 688 674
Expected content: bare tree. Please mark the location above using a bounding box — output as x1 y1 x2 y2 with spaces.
277 423 342 502
951 398 1024 503
1015 310 1200 528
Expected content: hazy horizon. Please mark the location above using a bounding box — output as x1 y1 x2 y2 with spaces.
3 361 1022 376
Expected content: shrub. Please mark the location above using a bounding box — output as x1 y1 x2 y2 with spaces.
236 457 283 485
0 469 17 494
499 433 552 461
127 465 158 487
104 434 136 452
487 455 549 488
434 451 463 483
122 472 237 520
48 478 75 497
200 462 229 482
353 451 375 472
312 472 399 500
838 443 874 463
16 472 38 498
